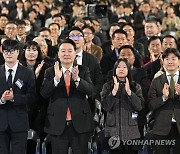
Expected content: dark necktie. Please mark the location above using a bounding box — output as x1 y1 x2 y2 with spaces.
7 69 13 88
65 70 71 120
170 74 175 98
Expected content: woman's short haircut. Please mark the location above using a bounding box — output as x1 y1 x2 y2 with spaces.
21 40 42 63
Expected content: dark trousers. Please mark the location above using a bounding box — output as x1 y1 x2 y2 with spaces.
50 121 90 154
0 127 27 154
153 122 180 154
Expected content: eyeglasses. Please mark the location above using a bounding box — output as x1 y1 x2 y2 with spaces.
18 26 26 29
69 34 83 39
3 49 16 55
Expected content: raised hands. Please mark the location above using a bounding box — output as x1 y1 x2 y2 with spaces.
112 76 119 96
35 60 45 78
1 88 14 103
125 77 131 96
175 84 180 95
72 66 79 81
54 61 62 82
162 83 169 100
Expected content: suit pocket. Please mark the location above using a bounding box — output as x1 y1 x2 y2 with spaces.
106 111 116 127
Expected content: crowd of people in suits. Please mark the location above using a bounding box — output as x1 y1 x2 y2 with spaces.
0 0 180 154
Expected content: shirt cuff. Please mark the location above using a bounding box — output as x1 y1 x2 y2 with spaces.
162 96 167 102
54 78 60 87
0 99 6 105
75 77 80 88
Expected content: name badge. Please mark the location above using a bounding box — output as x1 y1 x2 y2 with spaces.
15 79 24 89
132 112 138 119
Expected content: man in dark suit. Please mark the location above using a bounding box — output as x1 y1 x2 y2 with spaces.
0 39 36 154
68 26 103 116
41 39 93 154
100 29 129 82
148 48 180 154
137 16 159 58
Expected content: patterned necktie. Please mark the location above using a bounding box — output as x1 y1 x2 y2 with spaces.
65 70 71 120
170 74 175 98
7 69 13 88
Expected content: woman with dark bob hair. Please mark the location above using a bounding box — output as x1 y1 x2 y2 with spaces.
20 40 49 151
101 58 144 154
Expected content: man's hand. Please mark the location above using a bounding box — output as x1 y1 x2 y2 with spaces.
1 88 14 103
54 61 62 82
175 84 180 95
162 83 169 100
72 66 79 81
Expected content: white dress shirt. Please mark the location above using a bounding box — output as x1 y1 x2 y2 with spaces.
54 65 80 88
166 70 179 122
76 50 83 65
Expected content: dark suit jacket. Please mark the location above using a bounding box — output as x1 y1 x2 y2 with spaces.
100 50 118 82
41 65 94 135
9 9 27 20
137 36 148 57
148 72 180 135
0 64 36 132
82 51 103 98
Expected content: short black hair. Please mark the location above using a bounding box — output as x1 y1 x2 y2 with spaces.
0 13 8 20
58 38 76 51
112 29 127 39
5 21 17 27
52 13 62 19
148 36 161 46
161 35 177 46
118 45 135 55
2 39 19 50
49 23 60 30
82 25 95 34
68 26 84 37
39 27 51 33
162 48 180 60
16 20 26 26
122 23 135 31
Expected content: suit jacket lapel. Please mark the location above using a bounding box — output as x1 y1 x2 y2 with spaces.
82 51 89 66
160 73 168 86
178 71 180 84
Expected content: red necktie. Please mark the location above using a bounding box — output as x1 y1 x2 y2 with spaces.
65 70 71 120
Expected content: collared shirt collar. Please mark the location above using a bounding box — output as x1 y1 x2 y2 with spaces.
166 70 179 84
166 70 179 77
62 65 73 75
5 62 18 74
76 50 83 57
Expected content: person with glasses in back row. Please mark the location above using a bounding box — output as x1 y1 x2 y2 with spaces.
0 39 36 154
68 26 103 117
